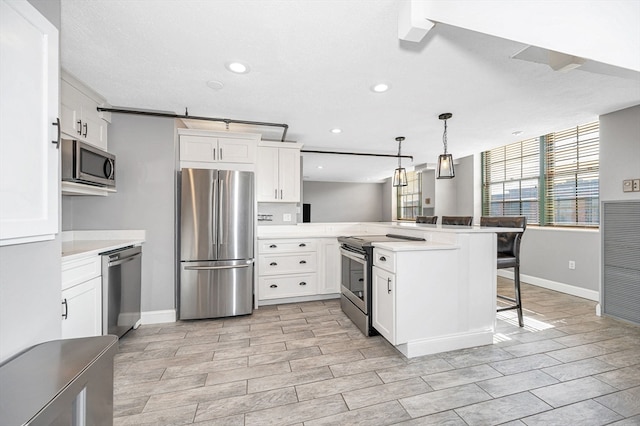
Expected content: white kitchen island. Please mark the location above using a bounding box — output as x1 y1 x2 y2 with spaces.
258 222 522 358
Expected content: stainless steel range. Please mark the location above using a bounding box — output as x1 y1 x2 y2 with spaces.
338 234 425 336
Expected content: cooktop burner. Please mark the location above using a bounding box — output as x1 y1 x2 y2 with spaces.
337 233 425 249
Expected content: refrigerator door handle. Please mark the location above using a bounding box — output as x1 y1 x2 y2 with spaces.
184 264 251 271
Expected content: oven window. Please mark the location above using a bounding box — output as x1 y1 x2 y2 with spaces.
341 255 365 302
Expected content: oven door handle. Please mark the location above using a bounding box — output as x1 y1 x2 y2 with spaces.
339 246 367 262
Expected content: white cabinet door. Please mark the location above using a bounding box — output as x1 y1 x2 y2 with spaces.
180 135 217 162
257 146 280 201
61 276 102 339
319 239 341 294
278 147 301 202
60 76 108 150
0 0 58 246
372 266 396 344
218 137 256 163
256 145 301 202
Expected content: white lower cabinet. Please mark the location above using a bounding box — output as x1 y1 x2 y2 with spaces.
61 276 102 338
61 255 102 338
372 265 396 343
257 237 340 303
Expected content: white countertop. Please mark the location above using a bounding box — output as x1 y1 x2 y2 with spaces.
258 222 523 239
62 230 146 261
372 240 459 252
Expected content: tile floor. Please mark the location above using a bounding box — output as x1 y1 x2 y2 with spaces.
113 277 640 425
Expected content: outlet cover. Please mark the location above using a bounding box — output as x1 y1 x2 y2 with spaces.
633 179 640 191
283 213 292 222
569 260 576 270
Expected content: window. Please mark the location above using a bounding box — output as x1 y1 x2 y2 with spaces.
397 171 422 220
482 138 540 224
482 122 599 227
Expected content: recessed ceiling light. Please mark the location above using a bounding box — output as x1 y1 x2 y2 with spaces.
206 80 224 90
317 166 323 169
330 128 342 134
512 130 523 136
371 83 390 93
226 62 250 74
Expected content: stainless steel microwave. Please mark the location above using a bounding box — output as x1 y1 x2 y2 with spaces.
61 139 116 188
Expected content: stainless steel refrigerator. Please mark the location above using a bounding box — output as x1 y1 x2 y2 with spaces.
178 168 254 320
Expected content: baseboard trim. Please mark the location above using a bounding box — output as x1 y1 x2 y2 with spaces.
395 329 495 358
141 309 176 325
497 270 599 302
257 293 340 307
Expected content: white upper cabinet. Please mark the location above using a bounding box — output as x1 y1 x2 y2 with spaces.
256 142 302 202
178 129 259 169
0 0 59 246
60 71 110 151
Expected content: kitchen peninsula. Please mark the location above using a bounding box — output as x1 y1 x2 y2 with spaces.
257 222 521 358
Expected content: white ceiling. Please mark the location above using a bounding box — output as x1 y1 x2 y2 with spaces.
60 0 640 183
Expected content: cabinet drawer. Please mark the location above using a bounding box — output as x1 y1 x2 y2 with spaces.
259 274 317 300
373 248 395 273
259 253 316 275
62 256 101 291
259 239 317 253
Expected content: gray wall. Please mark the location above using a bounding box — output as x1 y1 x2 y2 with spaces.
0 0 62 363
454 155 477 220
303 181 385 222
600 104 640 202
66 115 176 313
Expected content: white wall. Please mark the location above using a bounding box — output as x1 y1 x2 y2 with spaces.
454 155 476 219
0 0 62 363
66 114 176 314
303 181 385 222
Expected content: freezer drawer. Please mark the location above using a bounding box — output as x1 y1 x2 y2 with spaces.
179 260 253 320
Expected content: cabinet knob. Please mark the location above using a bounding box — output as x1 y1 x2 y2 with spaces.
379 256 387 262
270 262 278 266
299 243 306 247
270 284 278 288
61 298 68 319
269 244 277 248
299 282 307 286
299 260 306 264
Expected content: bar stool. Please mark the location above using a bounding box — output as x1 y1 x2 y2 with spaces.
416 216 438 224
441 216 473 226
481 216 527 327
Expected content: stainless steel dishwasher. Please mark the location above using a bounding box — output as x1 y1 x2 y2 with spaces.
101 245 142 338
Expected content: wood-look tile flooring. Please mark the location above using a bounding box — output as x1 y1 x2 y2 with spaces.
114 277 640 425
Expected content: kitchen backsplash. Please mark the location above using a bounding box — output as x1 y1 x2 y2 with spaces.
257 202 299 225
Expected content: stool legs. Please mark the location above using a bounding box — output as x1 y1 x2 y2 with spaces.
497 267 524 327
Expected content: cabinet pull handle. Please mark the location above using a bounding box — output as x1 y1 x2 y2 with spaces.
387 278 392 294
269 244 277 248
299 260 306 264
76 119 83 135
51 118 60 148
82 122 88 137
270 262 278 266
280 189 283 199
379 256 387 262
219 148 222 159
270 284 278 288
299 282 307 286
299 243 306 247
358 278 364 282
62 298 68 319
275 189 278 199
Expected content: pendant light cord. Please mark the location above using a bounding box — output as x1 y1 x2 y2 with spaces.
442 119 448 155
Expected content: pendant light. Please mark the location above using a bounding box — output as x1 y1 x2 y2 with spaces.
393 136 408 187
437 113 455 179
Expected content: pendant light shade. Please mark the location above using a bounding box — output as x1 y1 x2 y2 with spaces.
393 136 408 187
437 113 455 179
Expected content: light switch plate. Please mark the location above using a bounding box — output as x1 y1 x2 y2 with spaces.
633 179 640 191
623 180 633 192
283 213 292 222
